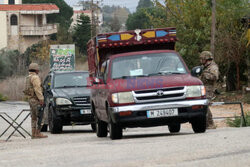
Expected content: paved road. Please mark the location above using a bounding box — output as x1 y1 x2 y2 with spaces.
1 102 250 167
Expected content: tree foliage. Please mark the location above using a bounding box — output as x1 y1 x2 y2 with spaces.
0 49 20 79
126 8 152 30
148 0 249 90
215 0 249 90
137 0 153 10
109 15 122 32
102 5 130 33
72 14 91 55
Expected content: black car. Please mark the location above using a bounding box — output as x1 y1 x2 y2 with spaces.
42 71 95 133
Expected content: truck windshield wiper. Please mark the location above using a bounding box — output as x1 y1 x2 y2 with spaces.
55 85 77 88
113 75 148 80
148 71 184 76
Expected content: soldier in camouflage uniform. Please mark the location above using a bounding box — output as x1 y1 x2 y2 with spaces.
24 63 47 139
199 51 219 129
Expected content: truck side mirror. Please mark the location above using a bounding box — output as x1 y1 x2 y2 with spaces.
93 77 104 84
191 66 203 77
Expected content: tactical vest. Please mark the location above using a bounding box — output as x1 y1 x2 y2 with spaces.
23 75 36 99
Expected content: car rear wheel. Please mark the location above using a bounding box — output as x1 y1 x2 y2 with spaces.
168 124 181 133
191 116 206 133
41 124 48 132
91 123 96 132
48 106 62 134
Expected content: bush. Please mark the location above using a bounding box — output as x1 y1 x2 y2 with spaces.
0 93 7 101
0 49 20 79
226 111 250 127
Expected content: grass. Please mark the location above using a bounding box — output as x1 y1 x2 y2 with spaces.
226 111 250 127
0 76 26 101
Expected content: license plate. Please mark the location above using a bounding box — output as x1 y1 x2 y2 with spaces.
80 109 91 114
147 108 178 118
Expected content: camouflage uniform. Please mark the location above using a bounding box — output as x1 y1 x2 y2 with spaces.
24 63 47 138
200 51 219 129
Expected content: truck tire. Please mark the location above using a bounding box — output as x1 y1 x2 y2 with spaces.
168 124 181 133
108 120 122 140
48 106 62 134
41 124 48 132
191 116 206 133
108 114 122 140
96 118 108 137
91 123 96 132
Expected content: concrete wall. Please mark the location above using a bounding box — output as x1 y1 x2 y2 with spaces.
7 12 20 51
0 11 7 50
20 36 46 53
21 15 44 26
20 15 35 25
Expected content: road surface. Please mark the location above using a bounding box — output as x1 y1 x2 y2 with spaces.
0 101 250 167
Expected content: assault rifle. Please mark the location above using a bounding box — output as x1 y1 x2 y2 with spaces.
37 104 45 130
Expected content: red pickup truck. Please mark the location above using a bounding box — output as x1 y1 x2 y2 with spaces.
87 28 208 140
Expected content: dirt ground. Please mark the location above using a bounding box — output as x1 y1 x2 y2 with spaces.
210 103 250 128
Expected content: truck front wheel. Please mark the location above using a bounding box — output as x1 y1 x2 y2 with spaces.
168 124 181 133
96 117 108 137
108 118 122 140
191 116 206 133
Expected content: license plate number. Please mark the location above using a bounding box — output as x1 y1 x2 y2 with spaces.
147 108 178 118
80 109 91 114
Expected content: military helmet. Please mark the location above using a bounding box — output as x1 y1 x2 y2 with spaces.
29 63 39 71
199 51 213 60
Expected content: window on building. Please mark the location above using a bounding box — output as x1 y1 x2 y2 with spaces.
9 0 15 4
10 15 18 25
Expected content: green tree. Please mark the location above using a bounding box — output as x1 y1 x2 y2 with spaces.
149 0 213 68
215 0 249 90
109 15 122 32
149 0 249 90
0 49 20 79
137 0 153 10
102 5 130 33
72 14 91 55
126 8 152 30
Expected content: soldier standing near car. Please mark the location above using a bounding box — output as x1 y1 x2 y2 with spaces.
24 63 48 139
199 51 219 129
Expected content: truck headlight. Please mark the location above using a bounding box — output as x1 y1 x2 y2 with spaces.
186 86 206 97
56 98 72 105
112 92 134 104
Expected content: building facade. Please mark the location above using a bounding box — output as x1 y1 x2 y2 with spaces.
70 7 103 31
0 0 59 53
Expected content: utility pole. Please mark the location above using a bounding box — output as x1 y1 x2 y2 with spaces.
211 0 216 57
90 0 102 38
91 0 94 38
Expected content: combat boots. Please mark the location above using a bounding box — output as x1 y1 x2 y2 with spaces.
31 128 36 139
36 129 48 138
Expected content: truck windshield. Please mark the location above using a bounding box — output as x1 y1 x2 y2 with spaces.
54 73 88 88
111 52 187 79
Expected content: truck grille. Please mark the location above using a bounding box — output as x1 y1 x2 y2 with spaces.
73 97 91 107
133 86 186 103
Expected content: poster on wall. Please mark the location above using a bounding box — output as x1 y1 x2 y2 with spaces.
50 44 75 71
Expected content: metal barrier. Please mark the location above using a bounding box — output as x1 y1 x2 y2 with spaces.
211 102 247 127
0 109 31 141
